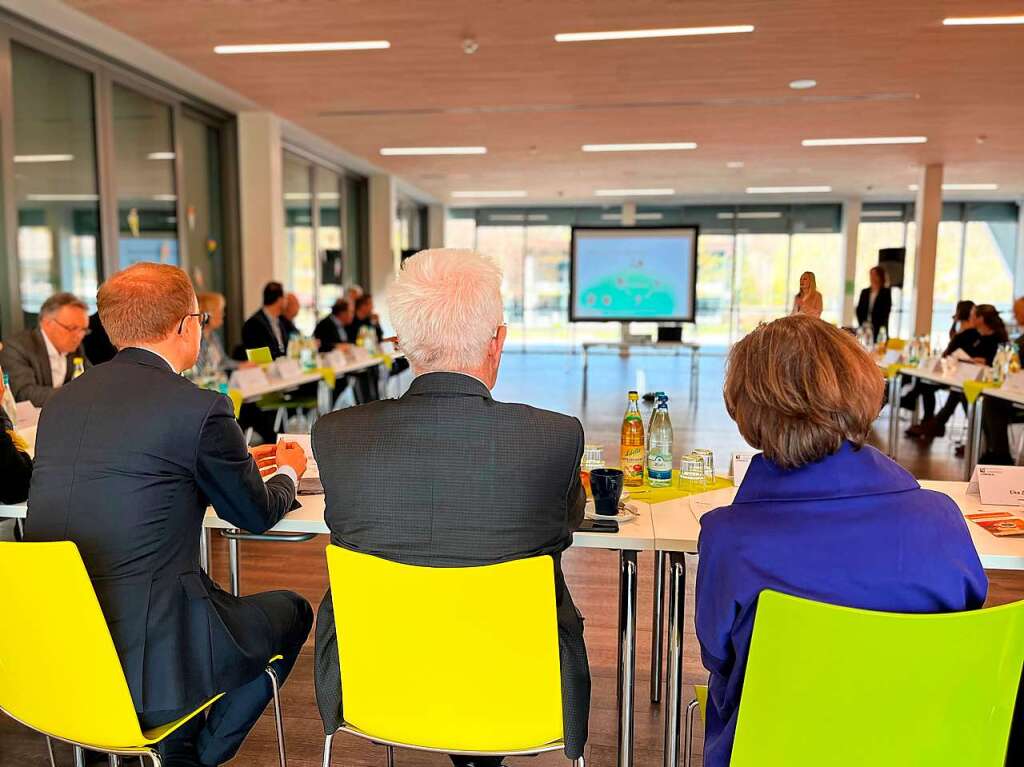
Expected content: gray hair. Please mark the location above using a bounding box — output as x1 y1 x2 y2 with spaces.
40 292 88 319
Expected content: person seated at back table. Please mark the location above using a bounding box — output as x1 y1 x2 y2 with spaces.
0 370 31 507
980 296 1024 464
0 291 91 407
241 281 288 359
280 292 301 340
312 248 591 767
695 315 987 767
25 262 313 767
313 299 354 353
194 291 244 376
914 303 1007 445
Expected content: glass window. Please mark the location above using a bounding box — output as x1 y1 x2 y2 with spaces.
524 225 571 347
475 225 525 349
789 232 843 324
734 233 789 334
445 216 476 249
112 84 179 269
180 115 223 294
317 168 344 319
694 233 734 345
931 221 965 340
963 220 1014 311
282 153 314 335
12 43 101 323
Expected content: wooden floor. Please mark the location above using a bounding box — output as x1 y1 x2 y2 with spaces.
3 350 1022 767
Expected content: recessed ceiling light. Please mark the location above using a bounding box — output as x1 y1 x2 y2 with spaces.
14 154 73 163
214 41 390 54
789 79 817 90
746 186 832 194
450 190 528 198
802 136 927 146
861 209 905 217
594 188 675 197
908 183 999 191
25 194 99 202
582 142 697 152
943 15 1024 26
726 161 745 169
602 212 665 221
147 152 176 160
381 146 487 156
555 25 754 42
717 211 783 219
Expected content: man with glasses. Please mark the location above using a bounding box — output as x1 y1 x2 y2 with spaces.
26 263 313 767
0 292 91 407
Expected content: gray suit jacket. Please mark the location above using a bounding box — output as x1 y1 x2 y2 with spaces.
0 327 88 407
311 371 590 757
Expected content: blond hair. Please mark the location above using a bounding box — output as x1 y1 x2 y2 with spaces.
98 263 196 348
724 315 884 469
197 291 226 315
388 249 503 373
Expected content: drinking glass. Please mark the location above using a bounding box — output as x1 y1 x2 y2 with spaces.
678 453 705 495
694 448 715 486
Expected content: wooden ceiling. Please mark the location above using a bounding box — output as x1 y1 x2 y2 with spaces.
68 0 1024 205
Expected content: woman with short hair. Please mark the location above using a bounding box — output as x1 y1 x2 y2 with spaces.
695 315 987 767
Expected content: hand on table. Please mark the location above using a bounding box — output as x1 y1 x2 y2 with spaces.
250 444 279 477
250 442 308 479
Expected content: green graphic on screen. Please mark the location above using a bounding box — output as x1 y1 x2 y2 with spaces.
572 231 695 320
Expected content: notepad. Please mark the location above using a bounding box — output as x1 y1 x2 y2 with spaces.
277 433 322 495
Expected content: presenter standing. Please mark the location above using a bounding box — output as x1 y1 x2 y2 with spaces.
791 271 823 319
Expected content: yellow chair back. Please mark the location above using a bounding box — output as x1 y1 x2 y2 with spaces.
325 545 563 753
886 338 907 351
0 542 150 749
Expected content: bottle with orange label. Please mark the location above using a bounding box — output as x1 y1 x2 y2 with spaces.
620 390 645 487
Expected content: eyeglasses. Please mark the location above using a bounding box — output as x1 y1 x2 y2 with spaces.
52 319 91 336
177 312 211 334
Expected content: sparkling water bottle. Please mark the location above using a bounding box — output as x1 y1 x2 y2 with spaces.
646 394 674 488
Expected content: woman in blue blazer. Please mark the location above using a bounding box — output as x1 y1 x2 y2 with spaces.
695 315 988 767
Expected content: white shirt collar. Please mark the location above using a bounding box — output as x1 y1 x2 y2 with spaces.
414 370 490 388
131 346 180 374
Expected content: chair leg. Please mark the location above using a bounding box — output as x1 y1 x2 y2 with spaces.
45 737 56 767
683 699 698 767
108 756 120 767
573 755 585 767
321 733 335 767
148 753 162 767
385 745 395 767
267 665 287 767
73 746 86 767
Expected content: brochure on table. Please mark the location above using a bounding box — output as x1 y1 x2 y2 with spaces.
966 465 1024 506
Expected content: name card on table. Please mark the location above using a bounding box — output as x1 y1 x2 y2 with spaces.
950 361 985 386
229 367 269 396
349 346 372 362
880 349 902 366
967 465 1024 506
731 452 759 486
272 358 303 380
1003 372 1024 394
323 350 347 370
14 400 39 430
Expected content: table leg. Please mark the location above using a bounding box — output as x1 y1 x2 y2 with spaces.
663 552 687 767
617 550 638 767
582 345 590 406
887 371 902 459
200 527 211 574
651 550 666 703
690 350 699 406
966 396 983 481
228 529 240 596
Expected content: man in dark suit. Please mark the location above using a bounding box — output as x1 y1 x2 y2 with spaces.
312 249 590 766
0 292 91 406
0 374 31 506
980 296 1024 464
855 265 893 342
241 281 288 359
83 310 118 365
26 263 313 767
280 292 301 339
313 299 353 353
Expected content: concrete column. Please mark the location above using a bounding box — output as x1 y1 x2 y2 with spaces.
237 112 285 315
369 174 398 322
1014 200 1024 300
913 164 944 338
427 204 446 249
840 198 862 327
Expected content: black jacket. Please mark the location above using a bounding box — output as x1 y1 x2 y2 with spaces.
311 372 590 758
0 327 89 407
855 286 892 340
241 309 287 359
25 348 296 714
313 316 349 353
0 411 31 504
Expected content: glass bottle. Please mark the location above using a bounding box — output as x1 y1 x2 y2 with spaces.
620 390 645 487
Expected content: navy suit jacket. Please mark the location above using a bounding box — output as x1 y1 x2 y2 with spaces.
241 309 287 359
695 442 988 767
25 348 296 714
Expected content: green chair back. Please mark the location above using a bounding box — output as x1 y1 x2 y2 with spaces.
246 347 273 364
730 590 1024 767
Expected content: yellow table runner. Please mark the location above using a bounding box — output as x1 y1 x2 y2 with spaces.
627 472 734 505
963 379 1000 405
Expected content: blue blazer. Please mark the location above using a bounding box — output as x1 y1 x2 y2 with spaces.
695 442 988 767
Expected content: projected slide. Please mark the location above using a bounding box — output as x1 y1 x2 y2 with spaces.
570 227 698 322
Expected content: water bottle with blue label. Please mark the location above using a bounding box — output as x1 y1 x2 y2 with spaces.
646 394 674 487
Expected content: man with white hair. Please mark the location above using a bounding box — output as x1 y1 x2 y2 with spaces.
26 263 313 767
312 249 590 765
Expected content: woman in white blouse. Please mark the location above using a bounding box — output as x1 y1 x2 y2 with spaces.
791 271 823 319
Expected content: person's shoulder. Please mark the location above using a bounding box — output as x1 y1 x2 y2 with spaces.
1 328 36 353
492 398 582 434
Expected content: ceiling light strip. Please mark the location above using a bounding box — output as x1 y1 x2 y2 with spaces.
381 146 487 156
802 136 927 146
594 188 675 197
746 186 832 194
582 142 697 152
943 15 1024 26
14 154 73 163
451 191 528 199
215 41 390 54
555 25 754 42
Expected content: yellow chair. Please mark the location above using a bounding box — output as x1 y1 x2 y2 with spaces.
0 541 289 767
683 684 708 767
246 346 274 365
322 545 581 766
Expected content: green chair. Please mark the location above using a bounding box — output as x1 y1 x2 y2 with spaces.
718 590 1024 767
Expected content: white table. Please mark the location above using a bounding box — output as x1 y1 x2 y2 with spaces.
652 478 1024 767
205 495 656 767
581 341 701 406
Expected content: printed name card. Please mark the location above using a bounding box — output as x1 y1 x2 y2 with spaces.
950 361 984 386
731 452 759 486
229 367 269 395
349 346 372 362
324 350 347 370
967 465 1024 506
272 358 303 380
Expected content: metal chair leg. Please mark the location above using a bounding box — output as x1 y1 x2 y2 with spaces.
73 746 87 767
683 698 698 767
385 745 395 767
322 733 334 767
45 737 56 767
573 755 586 767
148 753 162 767
267 665 287 767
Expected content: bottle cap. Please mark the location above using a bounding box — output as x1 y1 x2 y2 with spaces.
628 390 638 400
